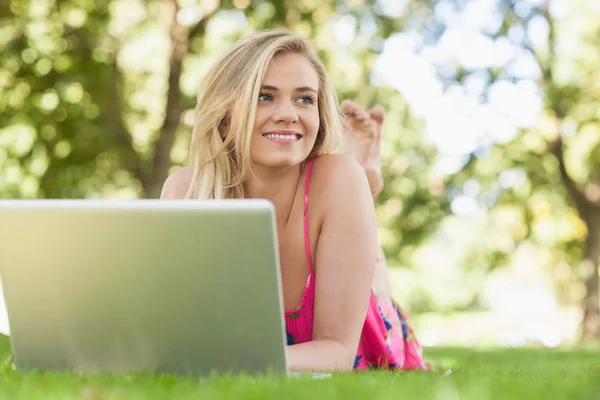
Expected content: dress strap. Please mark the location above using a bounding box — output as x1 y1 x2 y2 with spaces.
303 158 316 274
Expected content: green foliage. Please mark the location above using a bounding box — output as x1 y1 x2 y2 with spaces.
372 86 451 265
393 0 600 335
1 0 141 198
405 1 600 265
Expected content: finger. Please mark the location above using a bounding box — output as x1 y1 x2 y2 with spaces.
355 110 369 122
359 116 373 129
358 120 376 138
368 105 385 140
368 105 385 125
340 100 356 116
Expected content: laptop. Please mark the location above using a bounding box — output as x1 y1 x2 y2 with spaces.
0 199 289 376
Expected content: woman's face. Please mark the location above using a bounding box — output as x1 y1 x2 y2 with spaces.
249 53 320 170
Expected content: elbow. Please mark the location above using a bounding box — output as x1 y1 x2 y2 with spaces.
329 339 359 372
287 338 358 372
339 353 356 372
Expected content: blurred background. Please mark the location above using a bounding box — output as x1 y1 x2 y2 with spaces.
1 0 599 348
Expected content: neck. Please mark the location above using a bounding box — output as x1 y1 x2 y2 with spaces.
243 164 303 225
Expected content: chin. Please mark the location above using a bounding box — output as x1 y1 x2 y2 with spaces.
252 153 307 169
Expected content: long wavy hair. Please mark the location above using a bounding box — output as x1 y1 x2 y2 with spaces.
185 30 344 199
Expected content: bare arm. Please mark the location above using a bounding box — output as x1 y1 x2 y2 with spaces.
287 155 378 372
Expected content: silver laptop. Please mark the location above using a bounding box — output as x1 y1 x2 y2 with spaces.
0 199 288 376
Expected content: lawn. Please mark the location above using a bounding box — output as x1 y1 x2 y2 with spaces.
0 335 598 399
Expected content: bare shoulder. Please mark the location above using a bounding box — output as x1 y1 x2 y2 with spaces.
160 166 191 199
310 154 369 190
308 154 372 209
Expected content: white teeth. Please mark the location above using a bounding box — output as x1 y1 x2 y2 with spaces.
264 134 299 140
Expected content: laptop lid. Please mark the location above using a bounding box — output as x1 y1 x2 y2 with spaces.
0 199 288 375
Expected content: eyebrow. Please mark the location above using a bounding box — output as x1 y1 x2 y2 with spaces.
261 85 317 94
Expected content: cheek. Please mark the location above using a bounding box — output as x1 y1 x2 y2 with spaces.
253 108 269 133
306 109 320 135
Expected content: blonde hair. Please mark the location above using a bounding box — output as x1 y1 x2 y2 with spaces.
185 30 344 199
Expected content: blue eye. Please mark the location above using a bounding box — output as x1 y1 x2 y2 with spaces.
298 95 316 105
258 92 273 101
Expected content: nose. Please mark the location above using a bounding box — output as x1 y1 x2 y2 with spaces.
272 99 298 124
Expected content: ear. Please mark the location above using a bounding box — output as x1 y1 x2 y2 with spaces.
218 114 230 140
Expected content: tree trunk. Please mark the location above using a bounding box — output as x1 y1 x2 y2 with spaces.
141 0 211 198
527 3 600 341
550 137 600 341
142 0 189 198
582 212 600 340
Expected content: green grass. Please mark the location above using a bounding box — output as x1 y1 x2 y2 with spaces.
0 335 598 399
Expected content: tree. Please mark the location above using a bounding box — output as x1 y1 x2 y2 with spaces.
398 0 600 340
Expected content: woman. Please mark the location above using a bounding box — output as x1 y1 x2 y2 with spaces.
161 30 427 372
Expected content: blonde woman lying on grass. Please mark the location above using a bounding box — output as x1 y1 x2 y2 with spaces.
161 30 428 373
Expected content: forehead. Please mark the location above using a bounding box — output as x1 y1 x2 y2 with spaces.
263 53 319 89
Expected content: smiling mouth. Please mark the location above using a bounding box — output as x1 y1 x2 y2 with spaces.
262 133 302 141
